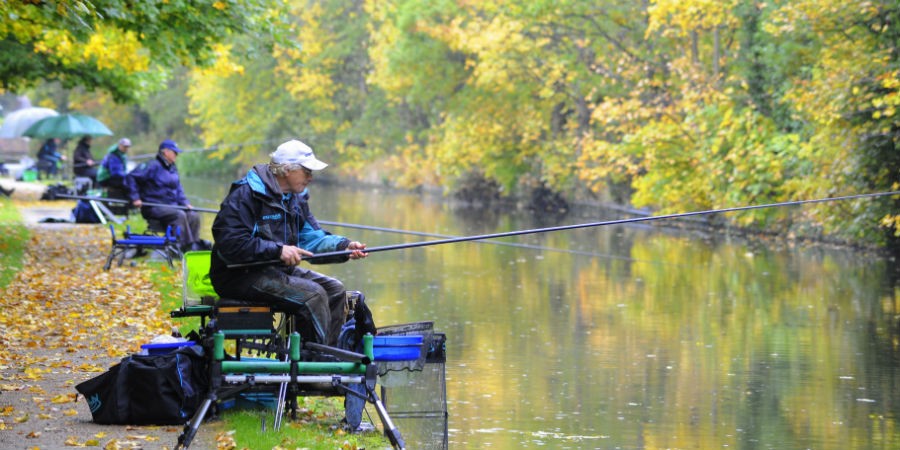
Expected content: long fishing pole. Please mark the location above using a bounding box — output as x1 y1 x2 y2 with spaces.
54 193 219 213
315 220 646 260
228 190 900 268
54 192 641 260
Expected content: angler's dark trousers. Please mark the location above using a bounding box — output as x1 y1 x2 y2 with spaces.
213 264 347 346
141 205 200 249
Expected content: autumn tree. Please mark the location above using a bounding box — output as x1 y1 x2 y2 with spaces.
188 0 391 170
763 0 900 246
179 0 898 246
0 0 288 103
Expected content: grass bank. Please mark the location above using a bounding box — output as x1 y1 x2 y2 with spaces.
0 197 28 289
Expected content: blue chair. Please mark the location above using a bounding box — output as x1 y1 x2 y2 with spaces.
103 224 181 270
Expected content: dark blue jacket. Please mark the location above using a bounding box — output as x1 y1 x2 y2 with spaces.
209 164 350 285
37 140 63 164
125 154 188 205
97 145 128 187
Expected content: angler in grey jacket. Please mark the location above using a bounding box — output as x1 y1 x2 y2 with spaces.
210 140 367 346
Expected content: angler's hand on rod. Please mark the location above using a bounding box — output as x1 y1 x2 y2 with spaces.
280 245 314 265
346 241 368 260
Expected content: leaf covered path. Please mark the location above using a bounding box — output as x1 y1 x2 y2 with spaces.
0 211 203 449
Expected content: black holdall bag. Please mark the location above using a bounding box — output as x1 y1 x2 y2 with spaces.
76 345 208 425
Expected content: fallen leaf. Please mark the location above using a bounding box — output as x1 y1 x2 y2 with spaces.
51 393 75 404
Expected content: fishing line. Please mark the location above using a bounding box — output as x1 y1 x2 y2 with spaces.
55 193 219 213
128 138 288 161
314 221 660 262
228 190 900 267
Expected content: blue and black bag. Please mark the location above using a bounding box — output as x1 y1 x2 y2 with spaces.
72 200 101 223
75 345 208 425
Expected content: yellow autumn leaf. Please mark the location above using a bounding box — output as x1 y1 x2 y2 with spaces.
23 370 42 381
51 393 75 404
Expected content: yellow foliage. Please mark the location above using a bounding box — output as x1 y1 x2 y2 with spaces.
191 43 244 78
83 25 150 72
647 0 740 36
29 24 151 74
364 1 410 94
431 15 528 89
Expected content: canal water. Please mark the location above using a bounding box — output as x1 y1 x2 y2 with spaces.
183 175 900 449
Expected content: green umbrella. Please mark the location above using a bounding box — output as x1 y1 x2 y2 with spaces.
23 113 113 139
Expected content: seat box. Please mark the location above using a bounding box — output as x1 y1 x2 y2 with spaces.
215 306 274 330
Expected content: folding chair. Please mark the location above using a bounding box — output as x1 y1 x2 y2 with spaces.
103 224 181 270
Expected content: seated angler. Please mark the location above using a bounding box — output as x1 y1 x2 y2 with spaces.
209 139 368 346
36 137 65 179
72 135 98 188
125 139 203 251
97 138 133 213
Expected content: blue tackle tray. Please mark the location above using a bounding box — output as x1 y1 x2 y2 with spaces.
373 335 423 361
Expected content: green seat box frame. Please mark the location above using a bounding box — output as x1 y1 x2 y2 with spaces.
170 251 405 450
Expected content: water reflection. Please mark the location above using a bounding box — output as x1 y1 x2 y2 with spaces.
183 176 900 449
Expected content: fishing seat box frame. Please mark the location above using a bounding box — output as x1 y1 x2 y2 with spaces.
170 251 406 450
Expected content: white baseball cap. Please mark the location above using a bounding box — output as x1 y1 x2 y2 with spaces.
271 139 328 171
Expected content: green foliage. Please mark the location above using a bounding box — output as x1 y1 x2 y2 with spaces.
181 0 892 247
762 0 900 245
8 0 900 247
187 1 382 170
0 0 290 102
176 149 244 178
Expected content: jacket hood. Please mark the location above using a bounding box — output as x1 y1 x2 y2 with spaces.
246 164 283 197
244 164 310 199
